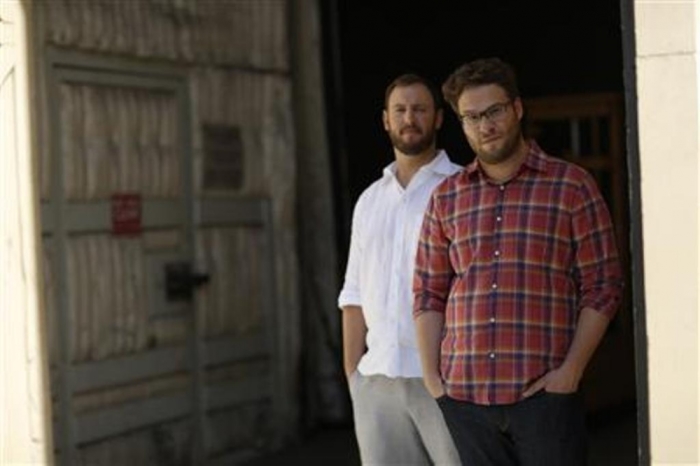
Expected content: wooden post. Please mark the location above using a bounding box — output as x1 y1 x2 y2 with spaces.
0 1 54 463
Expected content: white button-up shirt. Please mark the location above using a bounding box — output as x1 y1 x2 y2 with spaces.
338 150 461 378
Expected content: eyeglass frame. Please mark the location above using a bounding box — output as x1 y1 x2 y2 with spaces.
459 100 513 128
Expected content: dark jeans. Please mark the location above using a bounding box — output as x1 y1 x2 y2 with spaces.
437 391 587 466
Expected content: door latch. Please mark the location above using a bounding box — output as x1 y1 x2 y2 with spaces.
164 262 210 302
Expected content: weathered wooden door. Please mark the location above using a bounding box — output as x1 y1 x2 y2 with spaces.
43 50 280 465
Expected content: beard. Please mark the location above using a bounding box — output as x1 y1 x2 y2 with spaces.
388 126 437 156
469 125 522 165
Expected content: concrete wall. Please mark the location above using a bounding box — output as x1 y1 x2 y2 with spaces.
635 0 700 464
0 1 53 463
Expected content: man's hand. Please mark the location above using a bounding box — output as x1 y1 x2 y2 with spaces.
423 373 446 399
342 306 367 381
521 363 582 398
345 367 358 380
415 311 447 398
522 307 611 399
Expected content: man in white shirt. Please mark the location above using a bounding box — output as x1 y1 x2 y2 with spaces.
338 74 461 465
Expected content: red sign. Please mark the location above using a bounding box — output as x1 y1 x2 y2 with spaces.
111 193 142 236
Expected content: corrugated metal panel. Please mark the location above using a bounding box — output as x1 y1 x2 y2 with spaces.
191 69 293 196
207 402 272 457
37 0 299 461
65 235 149 362
58 84 181 200
56 231 191 365
77 418 193 465
43 0 288 71
196 227 265 338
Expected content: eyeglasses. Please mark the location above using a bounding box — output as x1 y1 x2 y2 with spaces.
459 101 512 128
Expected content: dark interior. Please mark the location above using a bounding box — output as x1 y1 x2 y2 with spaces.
320 1 637 461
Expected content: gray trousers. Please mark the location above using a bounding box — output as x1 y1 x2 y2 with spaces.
348 372 460 466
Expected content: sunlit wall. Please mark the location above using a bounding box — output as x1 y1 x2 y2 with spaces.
635 0 700 463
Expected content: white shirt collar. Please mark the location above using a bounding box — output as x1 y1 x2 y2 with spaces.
381 149 453 182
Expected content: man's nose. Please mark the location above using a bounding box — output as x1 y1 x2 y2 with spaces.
477 116 496 132
404 109 416 124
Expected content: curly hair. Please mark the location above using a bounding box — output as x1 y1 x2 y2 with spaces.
441 58 520 113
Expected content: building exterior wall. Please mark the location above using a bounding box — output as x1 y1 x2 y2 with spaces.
20 0 700 463
3 1 343 463
290 0 346 424
27 0 306 463
635 0 700 464
0 1 54 463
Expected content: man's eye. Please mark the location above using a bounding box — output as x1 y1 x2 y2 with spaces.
487 106 503 118
464 114 479 123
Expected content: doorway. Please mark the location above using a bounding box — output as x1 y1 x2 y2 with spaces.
322 2 644 465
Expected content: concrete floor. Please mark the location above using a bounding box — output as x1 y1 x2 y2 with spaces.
244 409 638 466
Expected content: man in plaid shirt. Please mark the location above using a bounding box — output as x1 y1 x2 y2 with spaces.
413 58 624 466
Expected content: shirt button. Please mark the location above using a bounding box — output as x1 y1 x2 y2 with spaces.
499 185 505 191
489 352 496 359
494 250 500 257
496 216 502 222
491 283 498 290
490 317 496 323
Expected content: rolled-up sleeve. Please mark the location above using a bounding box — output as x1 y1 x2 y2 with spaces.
338 198 363 308
413 193 453 317
571 174 624 318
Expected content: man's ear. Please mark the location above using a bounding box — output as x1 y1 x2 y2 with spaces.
382 109 390 131
513 98 524 122
435 108 444 130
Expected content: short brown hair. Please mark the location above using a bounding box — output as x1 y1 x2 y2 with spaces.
384 73 443 111
441 58 520 113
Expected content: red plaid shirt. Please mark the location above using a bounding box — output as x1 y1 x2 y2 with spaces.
413 141 623 405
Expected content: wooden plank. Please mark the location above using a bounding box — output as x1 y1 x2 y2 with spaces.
74 392 192 444
524 93 622 120
198 198 267 227
204 334 268 367
206 376 271 411
70 346 190 392
42 200 185 234
43 199 271 234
